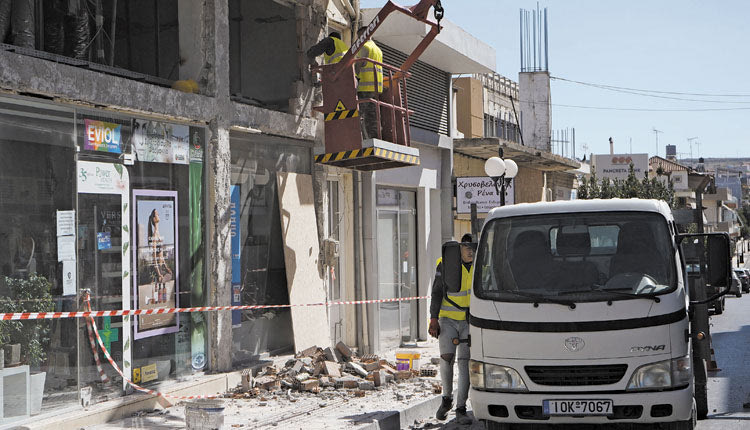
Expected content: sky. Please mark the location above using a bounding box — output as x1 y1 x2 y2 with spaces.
359 0 750 159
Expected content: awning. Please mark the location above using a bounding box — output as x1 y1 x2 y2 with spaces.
453 137 580 172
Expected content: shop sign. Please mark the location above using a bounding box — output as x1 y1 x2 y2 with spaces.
141 363 158 383
84 119 122 154
133 190 180 339
592 153 648 181
377 188 398 206
133 119 189 165
456 176 514 214
77 161 127 194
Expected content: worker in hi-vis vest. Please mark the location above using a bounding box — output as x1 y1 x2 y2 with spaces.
429 234 475 424
354 26 383 140
306 31 348 65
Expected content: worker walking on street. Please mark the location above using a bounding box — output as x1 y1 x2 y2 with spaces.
355 26 383 139
429 233 475 424
306 31 349 65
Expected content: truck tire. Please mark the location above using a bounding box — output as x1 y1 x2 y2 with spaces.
694 359 709 420
736 289 743 298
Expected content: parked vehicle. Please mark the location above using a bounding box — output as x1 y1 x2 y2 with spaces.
729 271 742 297
733 268 749 293
466 199 731 430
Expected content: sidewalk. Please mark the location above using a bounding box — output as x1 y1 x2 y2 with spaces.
83 338 477 430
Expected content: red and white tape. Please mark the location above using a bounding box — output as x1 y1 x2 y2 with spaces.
0 296 430 320
84 294 215 400
85 315 111 384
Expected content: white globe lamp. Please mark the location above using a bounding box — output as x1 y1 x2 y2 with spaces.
503 159 518 179
484 157 506 178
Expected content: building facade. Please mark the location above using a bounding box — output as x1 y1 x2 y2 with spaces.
0 0 499 425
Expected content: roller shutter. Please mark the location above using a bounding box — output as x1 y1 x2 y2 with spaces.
380 44 450 136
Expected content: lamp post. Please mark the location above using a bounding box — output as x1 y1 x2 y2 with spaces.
484 149 518 206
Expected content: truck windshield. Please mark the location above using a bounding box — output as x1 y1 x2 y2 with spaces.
474 211 676 303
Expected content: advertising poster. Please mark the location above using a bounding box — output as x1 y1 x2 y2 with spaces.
230 185 242 328
133 119 190 164
133 190 179 339
84 119 122 153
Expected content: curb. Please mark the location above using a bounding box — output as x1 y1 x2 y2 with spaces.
358 394 442 430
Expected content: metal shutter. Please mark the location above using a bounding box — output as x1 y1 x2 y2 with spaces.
380 44 450 136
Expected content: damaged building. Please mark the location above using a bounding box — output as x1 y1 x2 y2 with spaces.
0 0 501 426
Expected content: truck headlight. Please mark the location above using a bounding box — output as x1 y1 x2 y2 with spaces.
469 360 527 392
627 357 691 391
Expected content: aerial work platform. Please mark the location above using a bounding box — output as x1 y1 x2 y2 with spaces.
312 0 443 171
314 138 420 171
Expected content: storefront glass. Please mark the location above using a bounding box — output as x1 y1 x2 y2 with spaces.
229 132 311 364
0 95 207 422
0 97 78 420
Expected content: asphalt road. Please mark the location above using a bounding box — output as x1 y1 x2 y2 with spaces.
695 283 750 429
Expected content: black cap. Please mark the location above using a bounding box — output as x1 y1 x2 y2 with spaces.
461 233 473 243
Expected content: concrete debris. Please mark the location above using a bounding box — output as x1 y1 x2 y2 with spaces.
229 342 438 405
323 347 338 362
419 366 437 377
363 361 380 372
347 362 368 378
335 341 354 360
357 381 374 391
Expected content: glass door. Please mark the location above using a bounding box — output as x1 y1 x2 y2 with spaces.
377 189 417 348
76 161 132 401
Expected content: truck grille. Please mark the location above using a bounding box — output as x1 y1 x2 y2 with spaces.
525 364 628 386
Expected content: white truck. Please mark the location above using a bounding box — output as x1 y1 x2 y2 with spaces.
459 199 730 430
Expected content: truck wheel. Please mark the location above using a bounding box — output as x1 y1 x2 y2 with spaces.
737 289 743 298
694 359 709 420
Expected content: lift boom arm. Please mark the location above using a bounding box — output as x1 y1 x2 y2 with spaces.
332 0 443 82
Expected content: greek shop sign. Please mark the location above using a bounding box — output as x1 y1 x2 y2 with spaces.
456 176 514 214
84 119 122 153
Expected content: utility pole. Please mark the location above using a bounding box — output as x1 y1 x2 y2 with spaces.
687 137 698 162
652 128 663 158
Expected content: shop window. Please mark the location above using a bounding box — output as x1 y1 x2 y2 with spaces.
0 96 77 416
229 0 298 112
229 131 311 364
0 0 180 82
74 113 206 406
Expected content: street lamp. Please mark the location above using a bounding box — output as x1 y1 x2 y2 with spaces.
484 149 518 206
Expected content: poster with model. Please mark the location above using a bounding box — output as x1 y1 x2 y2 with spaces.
133 190 179 339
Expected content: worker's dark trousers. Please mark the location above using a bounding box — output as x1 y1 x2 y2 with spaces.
358 91 380 139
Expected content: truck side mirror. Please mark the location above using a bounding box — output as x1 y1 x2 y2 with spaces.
678 232 732 288
706 234 731 288
441 241 462 291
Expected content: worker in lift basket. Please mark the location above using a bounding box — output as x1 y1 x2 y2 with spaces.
354 26 383 140
306 31 349 65
429 233 474 424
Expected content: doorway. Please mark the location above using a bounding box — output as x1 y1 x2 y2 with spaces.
327 180 344 345
376 188 418 349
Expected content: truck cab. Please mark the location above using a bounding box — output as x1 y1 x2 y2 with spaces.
467 199 730 429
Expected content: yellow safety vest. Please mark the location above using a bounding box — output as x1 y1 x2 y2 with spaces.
324 37 348 65
357 40 383 93
436 258 472 321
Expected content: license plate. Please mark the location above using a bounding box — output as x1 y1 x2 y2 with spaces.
543 399 613 416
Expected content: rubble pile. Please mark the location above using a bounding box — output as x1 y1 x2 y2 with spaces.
230 341 441 399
